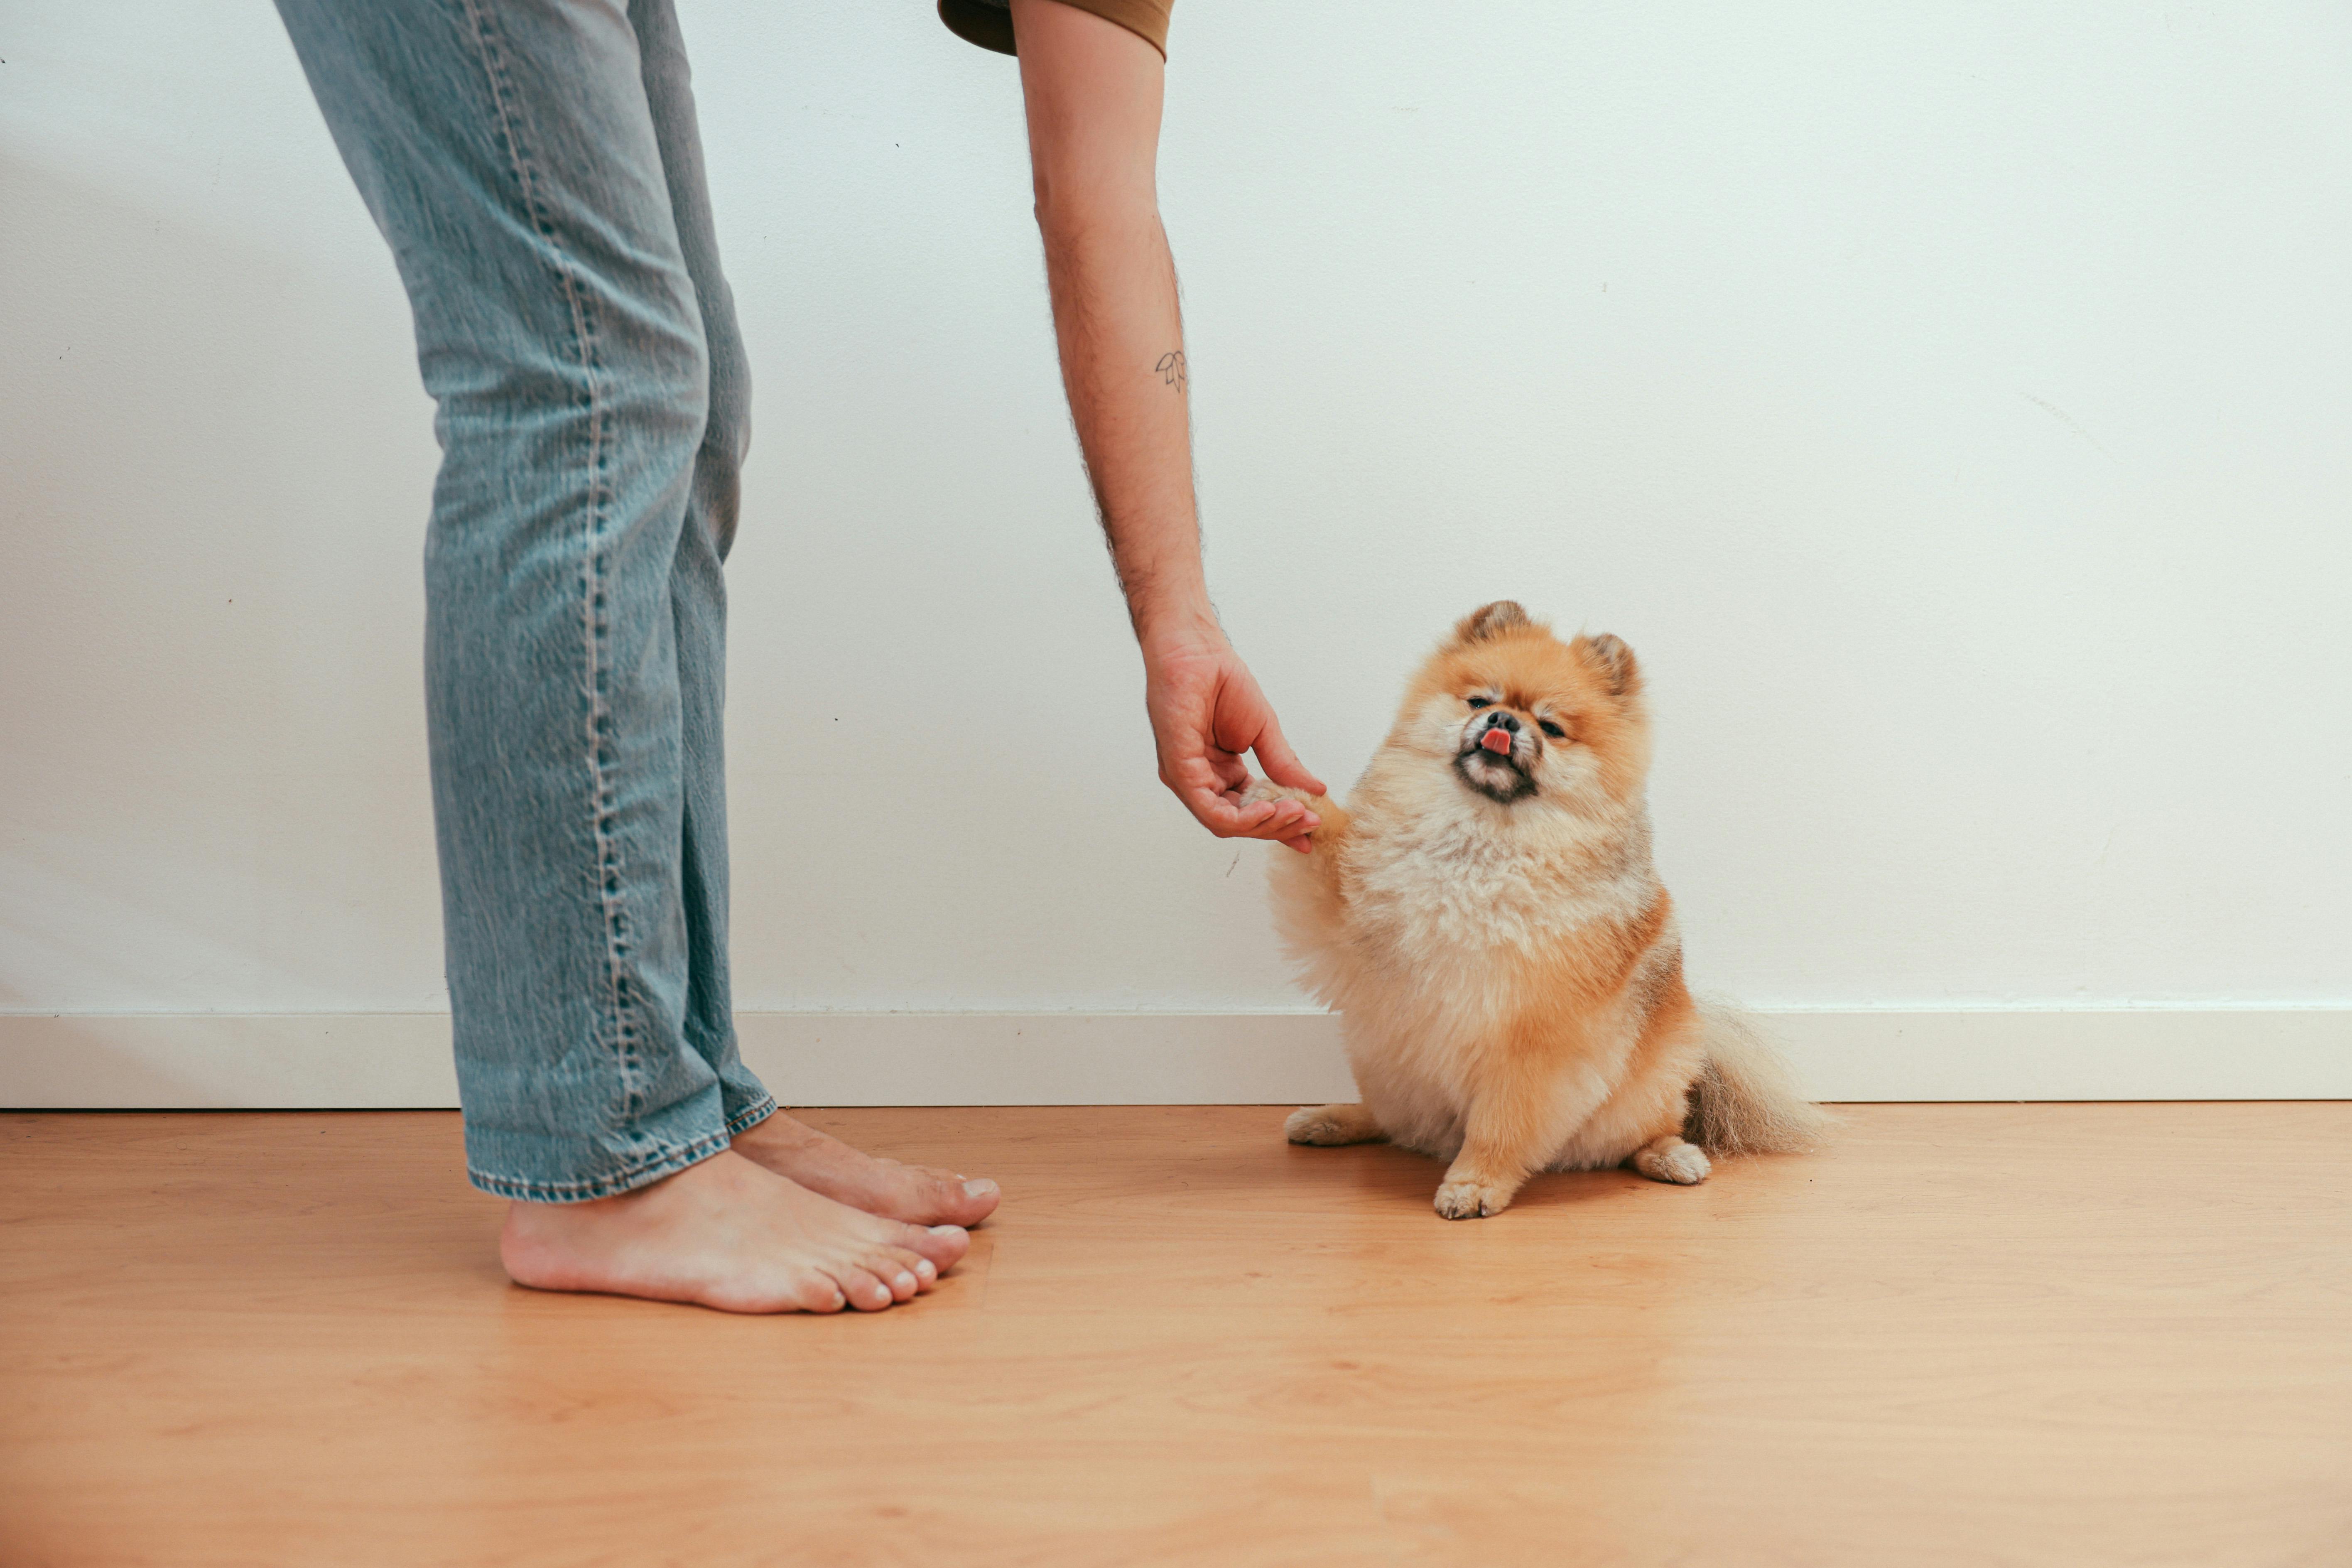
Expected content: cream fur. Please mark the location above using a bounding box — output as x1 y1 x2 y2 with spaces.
1251 603 1825 1218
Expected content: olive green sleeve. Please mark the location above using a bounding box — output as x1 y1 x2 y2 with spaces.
938 0 1170 60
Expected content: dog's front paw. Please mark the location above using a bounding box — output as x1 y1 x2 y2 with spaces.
1433 1179 1513 1220
1241 778 1313 809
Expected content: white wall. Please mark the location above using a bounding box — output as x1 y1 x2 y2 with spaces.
4 3 2348 1098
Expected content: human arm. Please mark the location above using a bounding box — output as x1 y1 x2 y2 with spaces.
1008 0 1325 849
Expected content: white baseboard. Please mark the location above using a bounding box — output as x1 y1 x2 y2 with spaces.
0 1007 2345 1109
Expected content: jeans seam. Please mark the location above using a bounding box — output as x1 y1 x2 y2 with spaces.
455 0 645 1128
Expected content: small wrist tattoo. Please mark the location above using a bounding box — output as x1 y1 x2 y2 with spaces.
1155 351 1188 394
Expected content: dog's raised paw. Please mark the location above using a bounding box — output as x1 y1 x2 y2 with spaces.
1433 1180 1509 1220
1241 778 1304 808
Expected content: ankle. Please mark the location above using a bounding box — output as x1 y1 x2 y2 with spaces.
733 1111 820 1149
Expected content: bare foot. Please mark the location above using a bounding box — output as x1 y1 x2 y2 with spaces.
499 1151 971 1314
730 1111 1001 1227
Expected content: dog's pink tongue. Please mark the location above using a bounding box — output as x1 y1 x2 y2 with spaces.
1481 728 1513 755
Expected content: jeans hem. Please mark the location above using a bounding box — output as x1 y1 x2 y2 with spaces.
468 1121 735 1204
724 1094 777 1137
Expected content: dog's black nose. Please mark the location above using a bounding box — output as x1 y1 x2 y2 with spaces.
1489 713 1520 734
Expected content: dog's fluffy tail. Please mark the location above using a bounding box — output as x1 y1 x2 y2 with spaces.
1684 1003 1833 1156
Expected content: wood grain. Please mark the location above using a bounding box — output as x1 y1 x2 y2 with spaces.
2 1104 2347 1566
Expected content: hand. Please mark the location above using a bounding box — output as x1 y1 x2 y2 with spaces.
1141 625 1328 852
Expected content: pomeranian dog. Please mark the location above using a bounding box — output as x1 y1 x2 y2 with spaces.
1246 600 1827 1219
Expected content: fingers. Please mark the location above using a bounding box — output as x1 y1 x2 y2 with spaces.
1143 639 1324 842
1170 748 1321 842
1177 780 1276 836
1247 797 1315 839
1249 713 1327 797
1166 753 1268 832
1176 776 1317 841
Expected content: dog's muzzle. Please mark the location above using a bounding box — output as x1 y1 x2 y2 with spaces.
1455 712 1535 800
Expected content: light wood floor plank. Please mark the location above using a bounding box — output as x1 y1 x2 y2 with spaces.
2 1104 2347 1566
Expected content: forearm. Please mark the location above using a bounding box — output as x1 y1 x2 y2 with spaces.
1036 211 1206 640
1012 0 1209 645
1008 0 1324 840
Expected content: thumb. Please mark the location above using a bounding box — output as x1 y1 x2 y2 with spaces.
1251 711 1326 797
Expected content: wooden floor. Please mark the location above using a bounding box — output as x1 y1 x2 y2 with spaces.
3 1105 2348 1567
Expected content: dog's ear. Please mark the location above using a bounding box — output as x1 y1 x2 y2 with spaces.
1572 632 1641 698
1454 600 1531 644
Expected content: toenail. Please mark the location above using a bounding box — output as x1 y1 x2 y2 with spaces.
929 1224 966 1238
894 1271 916 1292
961 1179 998 1198
915 1258 936 1278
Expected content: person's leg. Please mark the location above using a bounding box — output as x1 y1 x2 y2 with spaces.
275 0 963 1308
618 0 766 1155
280 0 724 1200
619 0 1001 1227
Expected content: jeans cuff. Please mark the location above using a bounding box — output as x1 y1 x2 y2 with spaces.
467 1121 736 1204
724 1093 778 1137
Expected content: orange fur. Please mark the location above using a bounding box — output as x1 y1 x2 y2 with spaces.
1252 602 1824 1218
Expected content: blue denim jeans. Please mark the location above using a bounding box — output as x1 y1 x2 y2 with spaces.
277 0 776 1199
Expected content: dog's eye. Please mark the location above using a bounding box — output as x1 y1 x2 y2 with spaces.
1538 720 1566 739
1464 697 1492 710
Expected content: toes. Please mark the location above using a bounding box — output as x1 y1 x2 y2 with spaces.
1633 1138 1712 1185
834 1266 899 1312
921 1170 1001 1226
894 1220 971 1271
1284 1105 1377 1146
792 1272 851 1314
1433 1182 1481 1220
880 1246 937 1294
1434 1181 1508 1220
1653 1147 1710 1184
870 1249 925 1301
